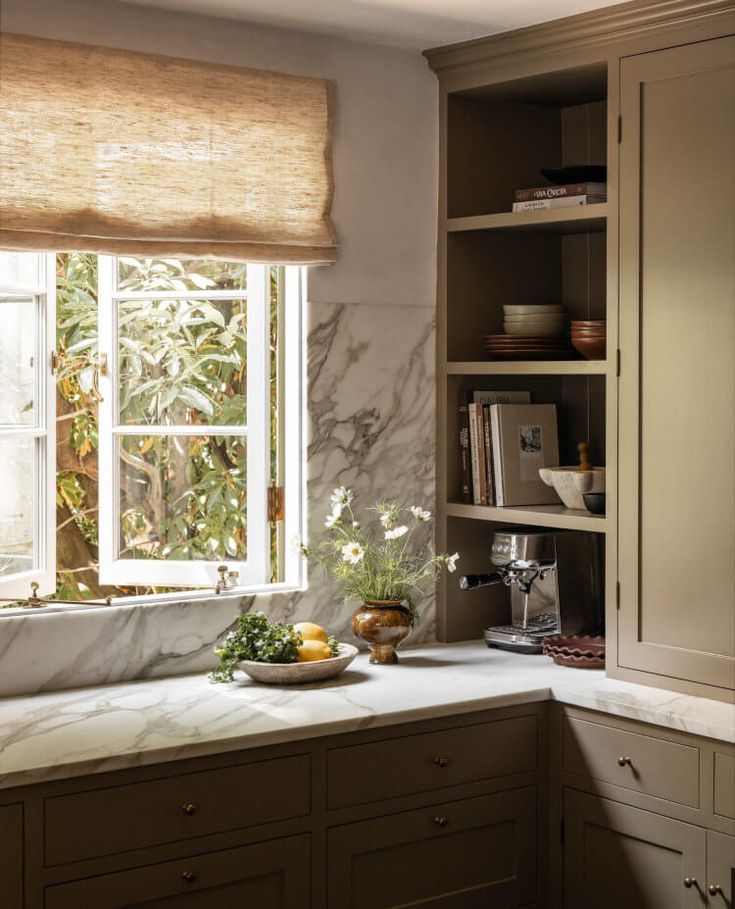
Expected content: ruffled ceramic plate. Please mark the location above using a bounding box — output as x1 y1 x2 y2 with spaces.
543 635 605 668
238 643 359 684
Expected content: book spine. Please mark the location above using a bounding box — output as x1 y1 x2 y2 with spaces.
482 404 494 505
474 404 487 505
512 195 605 212
514 182 605 201
467 403 482 506
490 405 504 507
458 405 471 504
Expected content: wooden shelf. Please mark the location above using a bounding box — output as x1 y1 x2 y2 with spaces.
444 360 608 376
446 204 608 235
445 501 607 533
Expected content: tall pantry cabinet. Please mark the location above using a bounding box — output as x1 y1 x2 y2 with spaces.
424 0 735 703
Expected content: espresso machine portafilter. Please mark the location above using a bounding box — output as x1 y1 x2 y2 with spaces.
459 528 600 653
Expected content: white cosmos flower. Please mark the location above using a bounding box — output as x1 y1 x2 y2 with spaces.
331 486 353 509
385 525 408 540
341 541 364 564
446 552 460 573
410 506 431 522
325 511 341 529
379 512 391 528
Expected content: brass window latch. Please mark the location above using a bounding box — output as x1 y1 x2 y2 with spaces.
215 565 239 593
268 485 285 524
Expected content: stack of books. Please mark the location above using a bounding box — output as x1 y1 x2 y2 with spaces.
511 182 606 212
459 393 560 507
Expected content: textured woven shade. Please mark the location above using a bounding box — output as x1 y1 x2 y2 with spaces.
0 33 336 263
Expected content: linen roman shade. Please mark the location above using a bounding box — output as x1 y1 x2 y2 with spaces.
0 33 336 263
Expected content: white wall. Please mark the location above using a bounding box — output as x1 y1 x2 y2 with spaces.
0 0 440 694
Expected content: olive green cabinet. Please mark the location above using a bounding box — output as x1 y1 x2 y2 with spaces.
707 832 735 908
617 34 735 695
0 804 24 909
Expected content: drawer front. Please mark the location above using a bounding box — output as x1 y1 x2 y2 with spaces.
0 804 24 909
45 834 309 909
327 714 537 809
563 716 700 808
714 751 735 820
45 754 310 866
328 786 536 909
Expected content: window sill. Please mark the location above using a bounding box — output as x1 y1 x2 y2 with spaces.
0 583 305 618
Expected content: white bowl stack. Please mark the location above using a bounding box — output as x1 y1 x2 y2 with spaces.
503 304 566 337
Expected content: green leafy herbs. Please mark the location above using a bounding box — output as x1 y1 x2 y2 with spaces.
210 612 302 683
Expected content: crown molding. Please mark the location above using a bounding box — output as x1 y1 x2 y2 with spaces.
423 0 734 73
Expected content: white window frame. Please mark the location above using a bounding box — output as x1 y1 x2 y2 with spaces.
97 257 277 589
0 252 57 600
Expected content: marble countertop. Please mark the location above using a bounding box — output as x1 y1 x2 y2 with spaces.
1 641 733 790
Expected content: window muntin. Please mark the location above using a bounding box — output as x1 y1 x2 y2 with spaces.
0 253 56 599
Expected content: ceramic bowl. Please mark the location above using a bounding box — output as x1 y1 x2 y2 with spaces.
238 643 359 684
539 466 606 510
582 492 606 515
504 314 566 324
571 336 606 359
503 323 566 337
504 304 564 316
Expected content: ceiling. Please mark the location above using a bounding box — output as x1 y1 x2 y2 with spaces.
115 0 626 49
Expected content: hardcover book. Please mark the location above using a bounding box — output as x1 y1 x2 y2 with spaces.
457 404 471 503
514 182 607 201
512 195 605 212
489 403 560 506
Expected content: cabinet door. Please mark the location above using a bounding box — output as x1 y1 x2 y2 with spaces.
327 786 536 908
707 831 734 907
564 790 706 909
45 834 309 909
617 35 735 691
0 804 23 909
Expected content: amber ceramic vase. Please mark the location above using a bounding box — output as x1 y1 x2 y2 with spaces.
351 600 414 664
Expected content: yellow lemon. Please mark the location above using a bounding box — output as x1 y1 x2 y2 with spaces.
297 640 332 662
294 621 329 644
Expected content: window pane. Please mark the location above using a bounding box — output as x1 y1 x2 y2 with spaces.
118 434 247 561
117 258 247 292
0 252 39 286
117 298 247 426
0 437 36 578
0 296 36 426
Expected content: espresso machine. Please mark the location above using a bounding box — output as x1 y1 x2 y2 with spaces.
459 528 601 653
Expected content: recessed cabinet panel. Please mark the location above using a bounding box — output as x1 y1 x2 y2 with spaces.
714 752 735 821
0 804 23 909
328 787 536 908
707 830 735 907
618 35 735 691
45 834 309 909
563 790 706 909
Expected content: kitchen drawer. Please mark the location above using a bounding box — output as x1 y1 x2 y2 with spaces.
44 833 309 909
327 786 536 908
327 714 538 809
44 754 310 866
563 715 700 808
714 751 735 820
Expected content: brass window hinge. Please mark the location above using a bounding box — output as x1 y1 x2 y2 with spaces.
51 350 59 374
268 485 285 523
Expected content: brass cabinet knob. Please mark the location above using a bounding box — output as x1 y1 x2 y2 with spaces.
708 883 723 896
434 757 449 768
181 803 198 816
181 871 197 884
683 877 697 889
617 756 632 767
433 816 448 828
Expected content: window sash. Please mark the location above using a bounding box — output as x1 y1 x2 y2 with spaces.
97 257 270 588
0 253 56 599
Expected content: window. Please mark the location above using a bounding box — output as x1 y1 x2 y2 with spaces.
0 252 304 608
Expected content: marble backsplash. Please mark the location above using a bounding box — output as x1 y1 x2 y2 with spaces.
0 300 436 697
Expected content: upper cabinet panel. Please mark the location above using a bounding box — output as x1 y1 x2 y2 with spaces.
617 36 735 691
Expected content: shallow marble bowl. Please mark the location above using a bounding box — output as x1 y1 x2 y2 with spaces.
238 643 359 685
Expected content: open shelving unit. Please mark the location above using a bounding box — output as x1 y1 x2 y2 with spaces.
435 60 612 641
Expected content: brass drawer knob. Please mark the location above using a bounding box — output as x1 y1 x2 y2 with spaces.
708 883 723 896
433 816 448 828
683 877 697 889
617 756 631 767
181 803 198 816
434 756 449 768
182 871 197 884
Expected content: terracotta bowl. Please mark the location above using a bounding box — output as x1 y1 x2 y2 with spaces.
237 643 359 684
571 336 606 359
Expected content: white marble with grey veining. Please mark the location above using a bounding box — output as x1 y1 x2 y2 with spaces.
1 641 732 790
0 301 436 698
